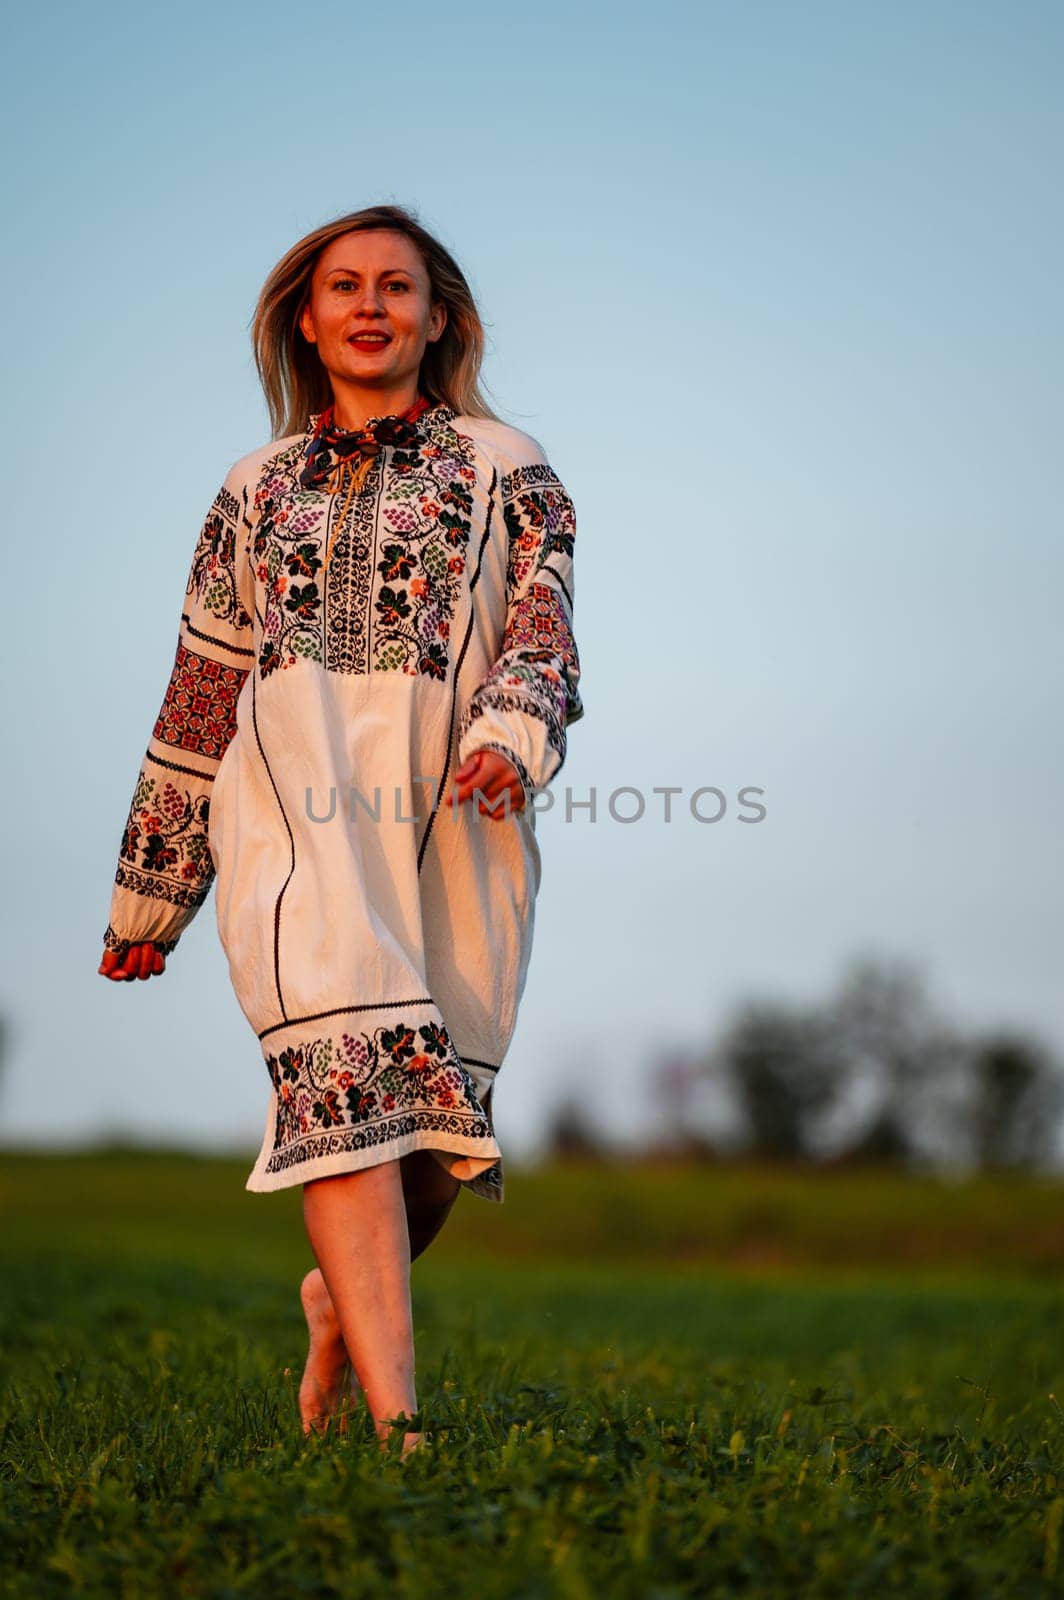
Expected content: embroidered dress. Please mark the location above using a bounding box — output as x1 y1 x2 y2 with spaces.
102 402 583 1202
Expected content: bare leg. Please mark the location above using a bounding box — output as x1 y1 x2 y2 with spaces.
298 1265 359 1436
298 1148 462 1444
302 1159 417 1455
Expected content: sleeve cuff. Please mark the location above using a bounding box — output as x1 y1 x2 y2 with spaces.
102 923 181 960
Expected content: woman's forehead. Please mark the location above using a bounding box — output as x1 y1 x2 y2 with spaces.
315 229 424 275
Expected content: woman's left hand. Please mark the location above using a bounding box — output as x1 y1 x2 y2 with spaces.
449 750 525 818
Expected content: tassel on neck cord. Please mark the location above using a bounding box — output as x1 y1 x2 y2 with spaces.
322 456 370 573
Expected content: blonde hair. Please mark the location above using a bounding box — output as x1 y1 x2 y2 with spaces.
251 203 503 440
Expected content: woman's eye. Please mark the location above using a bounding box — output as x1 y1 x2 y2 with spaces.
330 278 408 292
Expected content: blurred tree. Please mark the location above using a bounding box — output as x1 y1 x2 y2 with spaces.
969 1031 1064 1170
542 1093 609 1161
710 954 978 1167
646 953 1064 1172
826 955 945 1165
719 1002 845 1160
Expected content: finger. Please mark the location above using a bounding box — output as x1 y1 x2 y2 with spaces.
114 943 148 981
460 751 503 794
152 948 165 975
449 752 485 806
454 753 522 815
474 779 512 819
454 751 484 784
135 943 155 980
476 754 519 809
478 752 522 800
493 780 524 818
487 788 522 820
451 776 489 809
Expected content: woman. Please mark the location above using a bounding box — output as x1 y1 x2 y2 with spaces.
97 203 584 1458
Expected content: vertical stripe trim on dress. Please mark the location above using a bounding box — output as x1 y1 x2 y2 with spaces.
416 464 498 876
250 666 295 1022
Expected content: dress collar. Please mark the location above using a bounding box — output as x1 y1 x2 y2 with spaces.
299 397 454 492
305 398 455 436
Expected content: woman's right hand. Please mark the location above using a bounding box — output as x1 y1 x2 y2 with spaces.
98 942 166 981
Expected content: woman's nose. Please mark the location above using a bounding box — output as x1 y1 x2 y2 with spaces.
353 284 386 314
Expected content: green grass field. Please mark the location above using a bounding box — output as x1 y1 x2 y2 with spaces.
2 1150 1061 1598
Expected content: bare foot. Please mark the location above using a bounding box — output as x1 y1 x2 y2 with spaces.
299 1268 361 1436
377 1428 427 1460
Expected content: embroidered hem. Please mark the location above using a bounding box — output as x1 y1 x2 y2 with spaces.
245 1094 505 1202
244 1000 504 1203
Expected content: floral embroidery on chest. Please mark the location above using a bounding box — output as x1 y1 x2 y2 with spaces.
250 412 478 680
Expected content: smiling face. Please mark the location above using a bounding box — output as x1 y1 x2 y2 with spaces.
298 229 447 425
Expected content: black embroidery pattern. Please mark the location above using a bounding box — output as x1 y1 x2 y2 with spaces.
114 773 217 906
503 480 577 605
190 483 253 631
499 461 564 501
259 1012 499 1183
250 409 478 680
103 921 180 959
252 440 329 678
460 685 567 763
457 459 582 777
261 1113 500 1176
107 470 259 943
325 456 379 674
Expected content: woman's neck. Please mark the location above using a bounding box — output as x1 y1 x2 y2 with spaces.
330 383 423 432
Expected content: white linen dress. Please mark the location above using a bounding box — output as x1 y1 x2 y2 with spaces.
102 402 583 1204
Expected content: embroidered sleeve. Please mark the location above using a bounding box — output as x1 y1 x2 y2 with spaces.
103 461 256 960
457 445 584 805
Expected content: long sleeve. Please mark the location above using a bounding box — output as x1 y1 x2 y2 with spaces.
457 440 584 803
103 461 256 958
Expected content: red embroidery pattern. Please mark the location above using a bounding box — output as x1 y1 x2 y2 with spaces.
152 643 247 762
502 582 578 661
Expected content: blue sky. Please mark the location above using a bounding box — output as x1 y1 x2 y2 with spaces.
2 0 1061 1164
